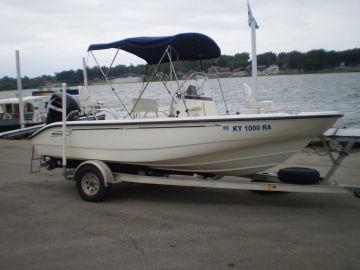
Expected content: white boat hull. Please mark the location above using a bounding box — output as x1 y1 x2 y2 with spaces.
31 112 341 176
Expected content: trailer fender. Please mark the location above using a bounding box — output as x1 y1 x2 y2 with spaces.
74 160 114 187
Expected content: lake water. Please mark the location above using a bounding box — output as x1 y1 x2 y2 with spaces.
1 72 359 128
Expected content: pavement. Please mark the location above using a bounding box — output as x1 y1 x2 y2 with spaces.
0 139 359 270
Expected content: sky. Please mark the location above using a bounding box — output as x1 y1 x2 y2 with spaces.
1 0 359 77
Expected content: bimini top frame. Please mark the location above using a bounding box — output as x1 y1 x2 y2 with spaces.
87 33 225 118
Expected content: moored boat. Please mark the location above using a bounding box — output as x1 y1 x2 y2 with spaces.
0 86 103 134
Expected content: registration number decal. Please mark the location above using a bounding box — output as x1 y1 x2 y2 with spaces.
223 124 272 132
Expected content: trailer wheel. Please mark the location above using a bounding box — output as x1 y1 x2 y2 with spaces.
354 190 360 198
75 165 111 202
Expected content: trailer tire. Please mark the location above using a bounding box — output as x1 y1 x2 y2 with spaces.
354 190 360 198
278 167 321 185
75 164 111 202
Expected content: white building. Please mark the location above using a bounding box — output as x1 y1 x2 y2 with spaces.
263 64 279 75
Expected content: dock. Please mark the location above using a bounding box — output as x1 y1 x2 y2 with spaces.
0 139 359 269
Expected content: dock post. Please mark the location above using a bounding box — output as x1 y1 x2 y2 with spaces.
248 1 259 103
250 20 258 103
82 57 88 87
62 83 67 170
15 50 25 129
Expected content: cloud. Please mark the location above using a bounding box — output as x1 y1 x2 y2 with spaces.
0 0 359 77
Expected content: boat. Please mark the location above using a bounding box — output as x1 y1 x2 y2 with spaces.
30 32 342 176
0 95 49 132
0 86 103 133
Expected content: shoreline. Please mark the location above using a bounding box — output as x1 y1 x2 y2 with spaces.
1 70 360 92
211 69 360 79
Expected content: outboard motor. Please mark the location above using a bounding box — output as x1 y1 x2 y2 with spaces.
46 91 80 124
44 92 81 170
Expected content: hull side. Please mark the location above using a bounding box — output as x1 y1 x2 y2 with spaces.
32 114 339 176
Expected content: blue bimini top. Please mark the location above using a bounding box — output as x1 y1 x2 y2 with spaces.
87 33 221 65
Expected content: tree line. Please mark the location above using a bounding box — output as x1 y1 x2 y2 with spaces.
0 48 359 91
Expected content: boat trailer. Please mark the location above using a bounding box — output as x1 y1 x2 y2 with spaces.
29 104 360 201
44 127 358 202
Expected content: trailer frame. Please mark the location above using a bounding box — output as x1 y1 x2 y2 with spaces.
69 134 360 202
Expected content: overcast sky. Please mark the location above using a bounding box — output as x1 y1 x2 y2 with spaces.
1 0 359 77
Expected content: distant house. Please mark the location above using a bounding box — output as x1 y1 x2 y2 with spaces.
263 64 280 75
207 66 231 77
335 62 346 71
246 64 267 72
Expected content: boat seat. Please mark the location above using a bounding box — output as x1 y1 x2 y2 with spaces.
243 83 272 109
130 98 158 113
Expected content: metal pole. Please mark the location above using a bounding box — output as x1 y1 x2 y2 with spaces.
214 65 229 114
323 139 355 183
15 50 25 129
82 57 88 87
90 51 130 116
62 83 67 169
127 47 169 118
169 61 172 82
105 48 120 77
250 20 258 103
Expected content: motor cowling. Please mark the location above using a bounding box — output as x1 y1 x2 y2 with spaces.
46 91 81 124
